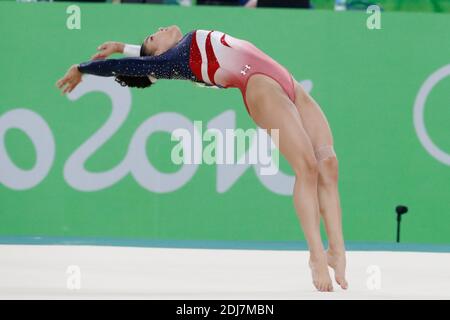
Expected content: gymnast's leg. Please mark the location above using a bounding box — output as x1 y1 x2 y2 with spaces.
293 81 348 290
246 74 333 292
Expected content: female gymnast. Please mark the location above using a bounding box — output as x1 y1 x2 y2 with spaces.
56 25 347 292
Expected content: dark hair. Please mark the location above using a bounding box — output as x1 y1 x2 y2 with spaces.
114 43 153 89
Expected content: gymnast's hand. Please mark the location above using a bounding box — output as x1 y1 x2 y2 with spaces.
56 64 82 94
91 41 125 60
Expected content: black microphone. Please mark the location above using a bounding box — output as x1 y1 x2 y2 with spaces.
396 205 408 243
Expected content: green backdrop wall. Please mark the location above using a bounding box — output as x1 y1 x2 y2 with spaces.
1 2 449 248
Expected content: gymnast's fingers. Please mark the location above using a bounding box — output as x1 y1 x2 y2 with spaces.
97 43 107 51
67 82 78 94
56 76 67 89
61 79 73 94
59 83 67 95
91 53 106 60
63 83 71 94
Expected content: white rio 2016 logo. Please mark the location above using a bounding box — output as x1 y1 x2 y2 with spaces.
0 108 55 190
414 64 450 165
0 75 295 194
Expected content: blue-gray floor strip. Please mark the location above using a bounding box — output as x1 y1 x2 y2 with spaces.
0 236 449 252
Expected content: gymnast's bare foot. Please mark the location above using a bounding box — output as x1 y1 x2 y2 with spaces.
309 252 333 292
326 248 348 290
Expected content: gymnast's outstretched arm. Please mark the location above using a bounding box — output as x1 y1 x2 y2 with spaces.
56 49 181 93
77 54 171 78
57 32 195 94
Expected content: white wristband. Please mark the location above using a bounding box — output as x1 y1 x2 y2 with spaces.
123 44 156 83
123 44 141 57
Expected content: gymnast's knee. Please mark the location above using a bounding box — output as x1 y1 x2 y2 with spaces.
292 154 319 180
315 145 338 186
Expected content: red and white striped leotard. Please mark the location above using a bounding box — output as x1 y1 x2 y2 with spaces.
189 30 297 114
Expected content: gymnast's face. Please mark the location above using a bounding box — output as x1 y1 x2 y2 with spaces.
142 25 183 56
